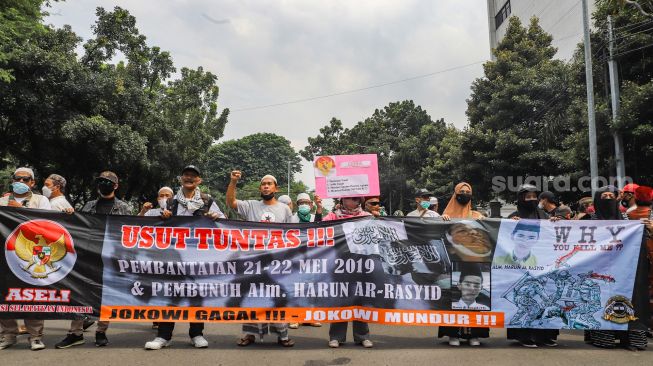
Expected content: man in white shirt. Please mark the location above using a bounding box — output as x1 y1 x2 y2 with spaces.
452 263 489 311
138 186 174 216
0 167 54 351
43 174 73 213
0 167 51 210
407 188 440 218
290 193 323 223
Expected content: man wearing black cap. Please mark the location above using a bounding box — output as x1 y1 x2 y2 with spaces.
160 165 225 220
407 188 440 218
144 165 225 350
80 171 131 215
55 171 129 349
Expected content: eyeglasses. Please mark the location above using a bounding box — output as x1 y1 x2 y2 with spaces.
13 175 32 182
367 201 380 206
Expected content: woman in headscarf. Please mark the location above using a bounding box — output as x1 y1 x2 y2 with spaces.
323 197 372 221
323 197 373 348
505 184 560 347
439 182 488 346
441 182 484 221
587 186 648 350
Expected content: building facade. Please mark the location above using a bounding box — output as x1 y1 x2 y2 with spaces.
487 0 597 59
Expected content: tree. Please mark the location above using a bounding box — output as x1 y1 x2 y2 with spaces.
460 16 576 201
0 0 49 83
571 0 653 186
203 133 302 193
0 5 229 205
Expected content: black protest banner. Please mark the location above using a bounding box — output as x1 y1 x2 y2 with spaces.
0 207 648 330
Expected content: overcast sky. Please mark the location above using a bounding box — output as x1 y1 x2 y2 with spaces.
46 0 492 189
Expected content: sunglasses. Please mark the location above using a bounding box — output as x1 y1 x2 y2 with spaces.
96 179 114 186
367 201 380 206
13 175 32 182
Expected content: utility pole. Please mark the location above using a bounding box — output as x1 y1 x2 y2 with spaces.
607 15 626 188
287 161 291 196
582 0 599 195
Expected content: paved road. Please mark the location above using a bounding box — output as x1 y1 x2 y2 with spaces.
1 321 651 366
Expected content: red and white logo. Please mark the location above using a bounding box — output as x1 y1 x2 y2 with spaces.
5 220 76 285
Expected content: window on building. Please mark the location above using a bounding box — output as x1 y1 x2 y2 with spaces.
495 0 511 29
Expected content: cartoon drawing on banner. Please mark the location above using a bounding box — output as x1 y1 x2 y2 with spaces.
501 270 616 329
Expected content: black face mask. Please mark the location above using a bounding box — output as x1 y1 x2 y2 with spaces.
518 199 539 211
596 198 619 219
455 194 472 205
98 185 114 196
261 193 275 201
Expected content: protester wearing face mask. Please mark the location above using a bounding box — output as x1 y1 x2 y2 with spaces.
226 170 295 347
288 193 324 329
0 168 55 351
323 196 373 348
538 191 560 217
407 188 440 218
43 174 73 213
438 182 488 346
505 184 559 348
508 184 548 220
0 167 51 210
80 171 130 216
441 182 482 222
138 186 174 216
619 183 639 216
144 166 224 350
586 186 648 350
290 193 323 223
56 171 129 349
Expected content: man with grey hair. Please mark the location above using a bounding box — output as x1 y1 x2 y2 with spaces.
0 167 54 351
43 174 73 213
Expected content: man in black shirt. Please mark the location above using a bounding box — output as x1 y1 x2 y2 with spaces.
55 171 130 349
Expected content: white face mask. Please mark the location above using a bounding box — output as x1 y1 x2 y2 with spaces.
158 198 168 210
42 186 52 198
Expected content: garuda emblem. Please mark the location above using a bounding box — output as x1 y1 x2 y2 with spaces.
15 231 67 278
5 219 76 285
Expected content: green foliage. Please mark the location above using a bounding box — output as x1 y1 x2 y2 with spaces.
203 133 302 192
567 0 653 185
0 5 229 204
459 17 578 201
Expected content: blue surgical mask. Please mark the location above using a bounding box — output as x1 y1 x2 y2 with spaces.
11 182 30 195
298 204 311 215
420 201 431 210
